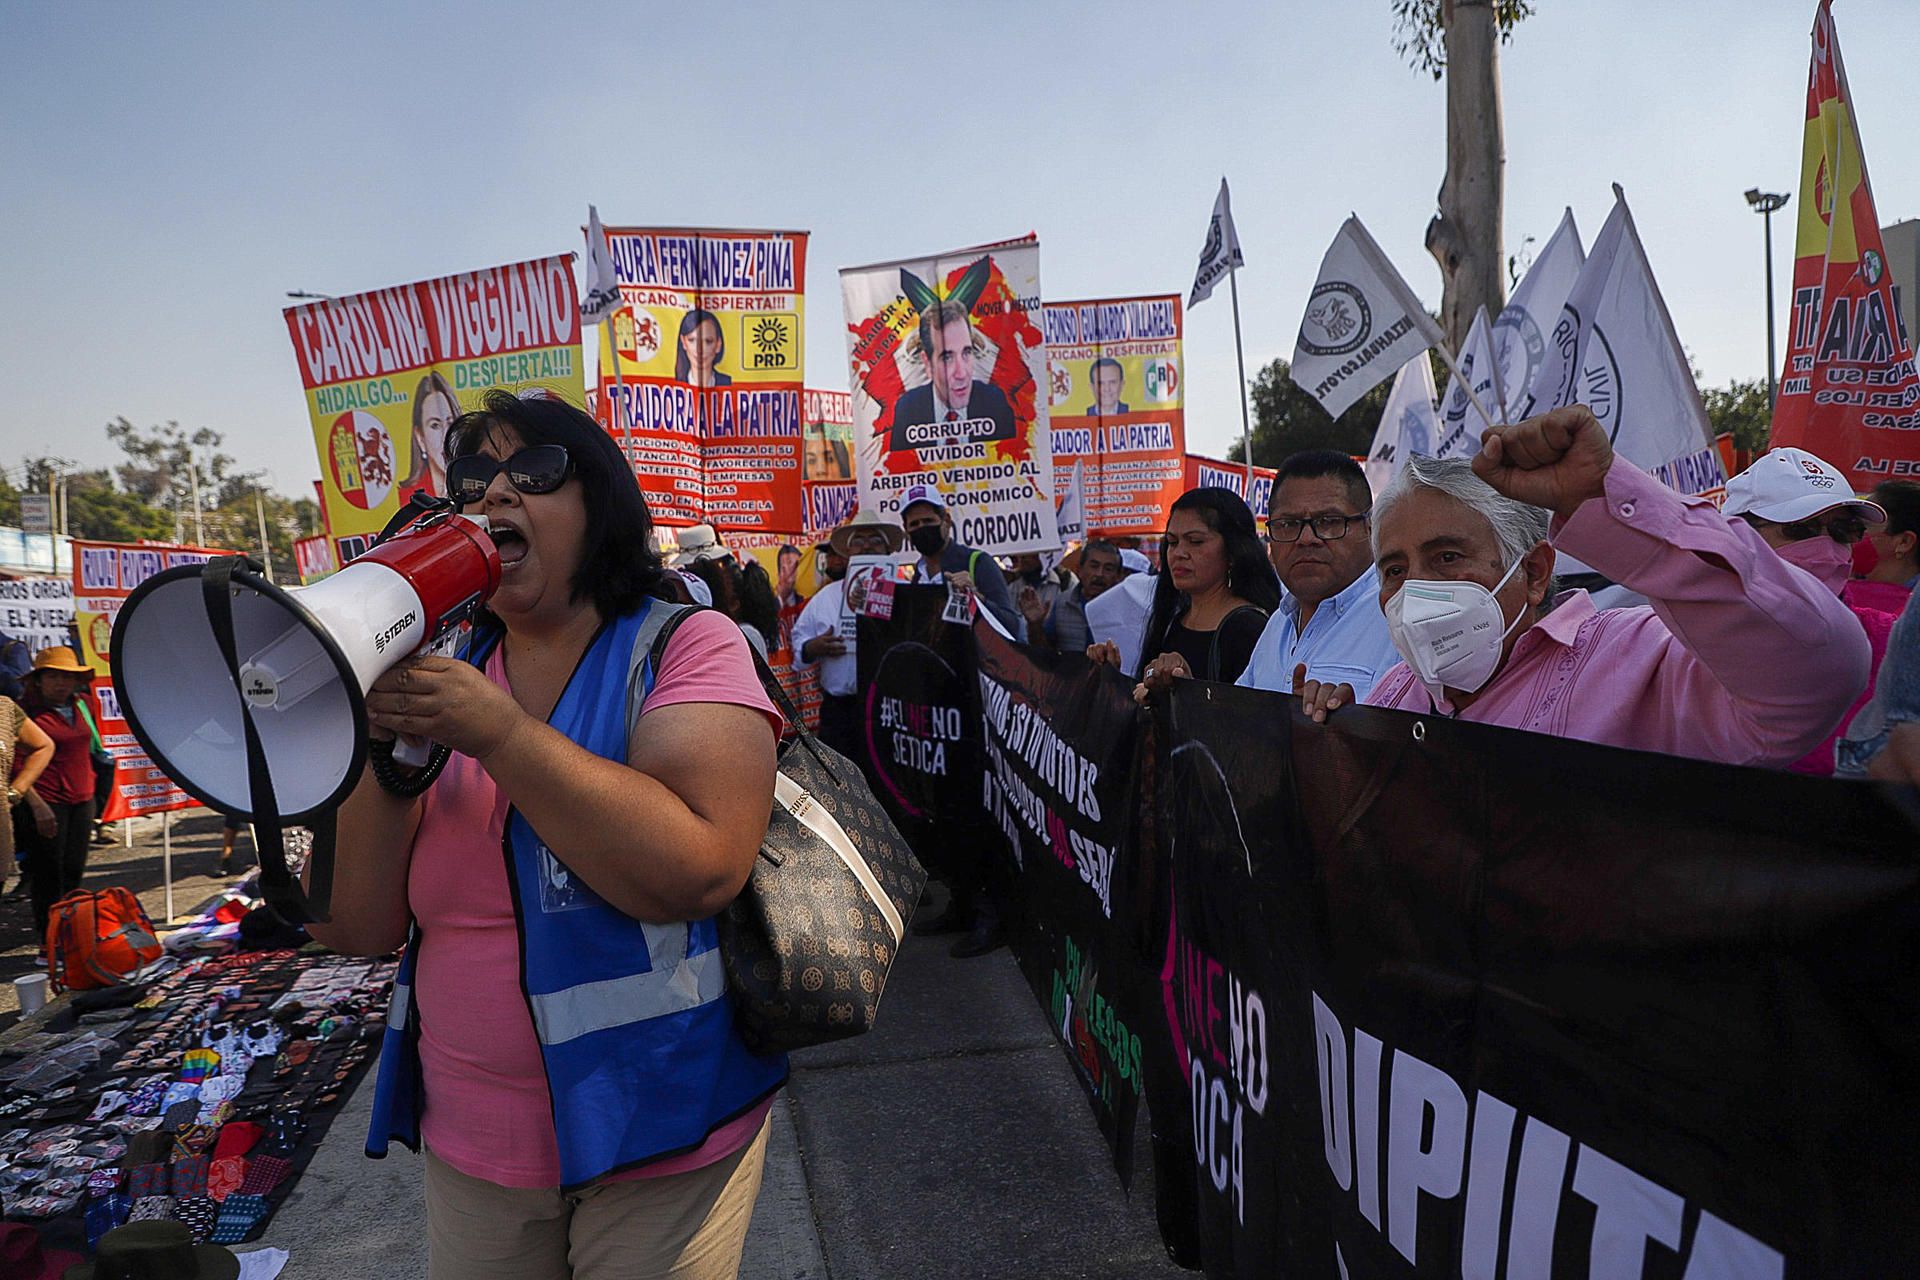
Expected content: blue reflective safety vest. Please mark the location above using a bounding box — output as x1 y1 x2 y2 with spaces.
367 600 788 1190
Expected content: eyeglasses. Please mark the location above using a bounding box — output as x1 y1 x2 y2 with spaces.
1265 511 1370 543
1740 511 1868 545
445 444 572 506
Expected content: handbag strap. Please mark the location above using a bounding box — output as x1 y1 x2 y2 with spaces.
639 603 844 787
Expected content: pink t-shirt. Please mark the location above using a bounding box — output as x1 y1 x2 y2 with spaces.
409 610 781 1188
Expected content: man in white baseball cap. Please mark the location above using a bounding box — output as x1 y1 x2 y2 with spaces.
1723 446 1896 774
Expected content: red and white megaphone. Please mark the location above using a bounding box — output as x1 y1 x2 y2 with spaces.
110 504 500 919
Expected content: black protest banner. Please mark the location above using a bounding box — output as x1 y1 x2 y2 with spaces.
1148 679 1920 1279
973 619 1146 1183
856 585 980 838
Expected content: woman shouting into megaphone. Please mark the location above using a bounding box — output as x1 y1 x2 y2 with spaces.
308 390 786 1280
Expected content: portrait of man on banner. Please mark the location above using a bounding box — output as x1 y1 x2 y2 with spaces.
889 269 1018 452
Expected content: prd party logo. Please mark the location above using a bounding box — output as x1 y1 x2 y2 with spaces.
746 312 800 372
1298 282 1371 357
1144 359 1180 403
326 410 395 511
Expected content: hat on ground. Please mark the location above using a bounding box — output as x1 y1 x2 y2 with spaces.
63 1221 239 1280
1723 448 1887 525
670 524 731 567
899 484 947 515
30 646 95 678
829 511 905 557
1117 548 1151 574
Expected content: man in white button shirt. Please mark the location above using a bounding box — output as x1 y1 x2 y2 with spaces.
791 510 904 759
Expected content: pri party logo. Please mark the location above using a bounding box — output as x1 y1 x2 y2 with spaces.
1297 281 1372 357
1143 358 1180 403
326 410 395 510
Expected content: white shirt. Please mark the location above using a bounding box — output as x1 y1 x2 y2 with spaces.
791 579 858 696
1084 572 1157 674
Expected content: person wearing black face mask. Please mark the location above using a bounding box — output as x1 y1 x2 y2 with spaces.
898 485 1020 634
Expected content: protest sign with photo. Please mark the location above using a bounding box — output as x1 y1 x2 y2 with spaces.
73 539 230 821
803 387 858 534
1045 295 1188 536
597 227 808 532
974 621 1147 1182
285 255 584 562
1147 679 1920 1278
842 237 1059 555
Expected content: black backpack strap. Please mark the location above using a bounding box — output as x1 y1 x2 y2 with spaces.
199 556 328 924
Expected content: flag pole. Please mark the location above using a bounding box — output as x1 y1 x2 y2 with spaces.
1229 262 1254 486
1432 340 1507 440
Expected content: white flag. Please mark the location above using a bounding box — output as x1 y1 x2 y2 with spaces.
1188 178 1245 308
1055 459 1086 545
1518 187 1725 497
1493 208 1585 418
1433 306 1508 458
1364 355 1441 494
1290 216 1446 421
580 204 621 325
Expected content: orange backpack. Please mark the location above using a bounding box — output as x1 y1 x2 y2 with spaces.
45 887 163 992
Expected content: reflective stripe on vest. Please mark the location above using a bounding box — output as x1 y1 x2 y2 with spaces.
529 946 726 1045
387 977 412 1034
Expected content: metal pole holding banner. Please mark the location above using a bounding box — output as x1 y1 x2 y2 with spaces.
162 810 173 923
1228 264 1254 489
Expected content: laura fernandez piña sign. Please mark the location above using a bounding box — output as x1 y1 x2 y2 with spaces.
842 236 1059 555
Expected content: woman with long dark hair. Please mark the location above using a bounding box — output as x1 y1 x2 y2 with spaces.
674 309 732 387
311 390 784 1279
1092 486 1278 687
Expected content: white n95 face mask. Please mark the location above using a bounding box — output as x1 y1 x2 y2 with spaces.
1382 556 1528 701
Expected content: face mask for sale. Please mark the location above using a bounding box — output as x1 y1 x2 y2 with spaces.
1778 534 1852 595
909 525 947 558
1383 555 1528 702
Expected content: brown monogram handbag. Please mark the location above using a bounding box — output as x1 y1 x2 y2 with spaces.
641 607 927 1054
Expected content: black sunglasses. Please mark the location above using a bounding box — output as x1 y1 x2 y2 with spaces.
445 444 572 506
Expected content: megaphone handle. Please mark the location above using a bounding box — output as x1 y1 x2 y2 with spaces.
390 734 434 769
199 557 328 925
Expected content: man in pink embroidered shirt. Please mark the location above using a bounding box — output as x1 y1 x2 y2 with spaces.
1296 406 1870 767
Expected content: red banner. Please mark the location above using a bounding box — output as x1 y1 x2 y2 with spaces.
1184 454 1276 529
72 539 231 822
1767 1 1920 484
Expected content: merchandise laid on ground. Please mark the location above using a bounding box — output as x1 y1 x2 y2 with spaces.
0 882 394 1260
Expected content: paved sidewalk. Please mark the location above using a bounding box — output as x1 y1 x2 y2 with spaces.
263 889 1184 1278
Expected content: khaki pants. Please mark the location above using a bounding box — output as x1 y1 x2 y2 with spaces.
424 1118 770 1280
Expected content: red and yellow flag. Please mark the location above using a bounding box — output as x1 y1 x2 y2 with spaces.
1768 1 1920 486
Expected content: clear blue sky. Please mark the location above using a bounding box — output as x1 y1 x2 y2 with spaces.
3 0 1915 494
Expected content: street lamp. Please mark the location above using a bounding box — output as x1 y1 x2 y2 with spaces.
1745 188 1791 412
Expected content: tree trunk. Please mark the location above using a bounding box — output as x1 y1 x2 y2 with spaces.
1425 0 1506 356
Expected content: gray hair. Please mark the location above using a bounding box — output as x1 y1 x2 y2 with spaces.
1372 455 1551 570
